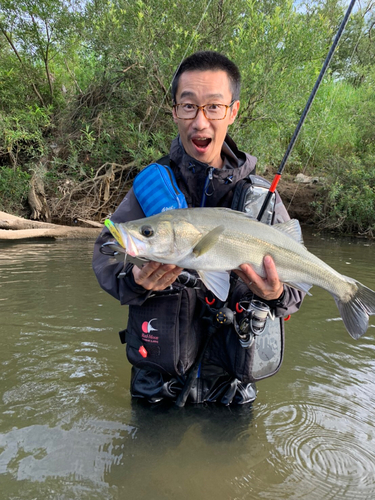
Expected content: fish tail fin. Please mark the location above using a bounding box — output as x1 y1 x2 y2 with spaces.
333 280 375 340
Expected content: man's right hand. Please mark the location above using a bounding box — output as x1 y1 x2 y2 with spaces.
132 261 183 291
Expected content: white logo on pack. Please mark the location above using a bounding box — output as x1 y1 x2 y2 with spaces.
142 318 158 334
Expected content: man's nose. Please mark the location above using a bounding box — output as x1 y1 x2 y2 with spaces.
192 108 210 128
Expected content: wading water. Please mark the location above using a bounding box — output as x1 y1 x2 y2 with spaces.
0 234 374 499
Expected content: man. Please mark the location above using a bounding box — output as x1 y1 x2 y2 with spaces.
93 51 304 405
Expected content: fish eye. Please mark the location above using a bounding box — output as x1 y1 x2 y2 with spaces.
140 225 154 238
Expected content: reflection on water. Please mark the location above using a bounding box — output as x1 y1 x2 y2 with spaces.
0 233 374 499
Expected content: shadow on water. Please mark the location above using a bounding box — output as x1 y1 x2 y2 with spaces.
0 233 375 499
130 398 255 444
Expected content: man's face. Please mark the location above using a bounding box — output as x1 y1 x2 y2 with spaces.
172 70 240 169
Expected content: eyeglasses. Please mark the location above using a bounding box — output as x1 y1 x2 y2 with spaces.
173 100 235 120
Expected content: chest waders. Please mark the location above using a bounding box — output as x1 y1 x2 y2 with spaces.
112 159 286 406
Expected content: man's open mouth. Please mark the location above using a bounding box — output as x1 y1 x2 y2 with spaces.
192 137 211 150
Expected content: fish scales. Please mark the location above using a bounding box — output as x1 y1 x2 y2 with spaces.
105 207 375 339
180 209 345 295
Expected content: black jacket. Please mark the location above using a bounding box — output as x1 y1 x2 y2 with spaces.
92 135 304 404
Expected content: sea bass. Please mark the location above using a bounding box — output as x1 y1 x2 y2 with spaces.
105 207 375 339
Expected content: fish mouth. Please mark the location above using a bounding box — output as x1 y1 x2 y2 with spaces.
123 232 145 257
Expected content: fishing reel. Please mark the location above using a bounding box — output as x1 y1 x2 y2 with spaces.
234 300 273 348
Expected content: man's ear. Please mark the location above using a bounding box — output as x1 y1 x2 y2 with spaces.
172 105 179 124
228 100 240 125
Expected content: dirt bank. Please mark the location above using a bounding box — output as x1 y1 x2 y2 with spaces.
277 179 320 223
0 177 321 242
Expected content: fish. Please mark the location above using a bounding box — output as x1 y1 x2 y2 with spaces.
104 207 375 339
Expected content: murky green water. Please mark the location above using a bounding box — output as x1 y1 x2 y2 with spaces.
0 230 374 499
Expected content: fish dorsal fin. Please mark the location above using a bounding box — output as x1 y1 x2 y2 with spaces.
193 225 225 257
273 219 304 245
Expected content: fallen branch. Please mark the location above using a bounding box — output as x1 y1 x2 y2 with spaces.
0 211 57 230
76 218 104 228
0 211 102 240
0 227 101 240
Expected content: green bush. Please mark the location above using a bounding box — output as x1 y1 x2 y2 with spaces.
0 106 51 167
0 167 31 213
312 157 375 237
0 0 374 232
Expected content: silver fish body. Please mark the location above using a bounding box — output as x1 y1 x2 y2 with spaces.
107 207 375 339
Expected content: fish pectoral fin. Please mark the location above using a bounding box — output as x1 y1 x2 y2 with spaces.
198 270 230 302
273 219 305 245
284 281 313 296
192 225 225 257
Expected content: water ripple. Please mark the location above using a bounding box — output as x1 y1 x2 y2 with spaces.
1 234 375 500
257 400 375 498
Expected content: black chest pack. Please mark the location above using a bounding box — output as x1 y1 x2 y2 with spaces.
121 157 285 383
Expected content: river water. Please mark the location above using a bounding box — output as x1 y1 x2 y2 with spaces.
0 230 374 500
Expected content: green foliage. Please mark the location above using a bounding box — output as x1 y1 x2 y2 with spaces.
332 7 375 85
0 0 84 108
0 105 51 166
312 157 375 236
0 166 31 213
0 0 374 235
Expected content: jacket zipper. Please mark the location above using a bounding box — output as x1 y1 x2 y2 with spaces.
197 166 214 384
200 167 214 207
164 166 180 196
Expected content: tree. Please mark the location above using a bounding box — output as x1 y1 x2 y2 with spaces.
0 0 373 235
0 0 84 107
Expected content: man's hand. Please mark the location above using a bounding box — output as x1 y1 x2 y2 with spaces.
235 255 284 301
132 261 183 291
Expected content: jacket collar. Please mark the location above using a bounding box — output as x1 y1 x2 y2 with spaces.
169 135 257 207
170 134 256 176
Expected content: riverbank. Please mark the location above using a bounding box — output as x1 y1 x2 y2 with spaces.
1 175 371 241
0 178 328 241
277 177 320 224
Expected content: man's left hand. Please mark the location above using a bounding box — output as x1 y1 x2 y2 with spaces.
235 255 284 301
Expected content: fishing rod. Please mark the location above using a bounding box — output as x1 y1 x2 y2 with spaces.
257 0 357 222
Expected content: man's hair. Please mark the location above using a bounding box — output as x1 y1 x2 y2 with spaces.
171 51 241 103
